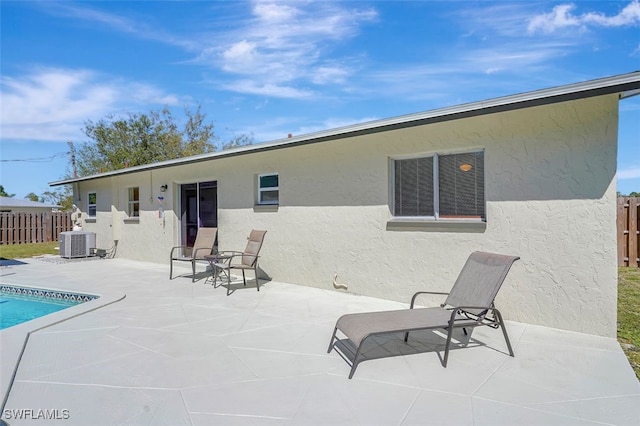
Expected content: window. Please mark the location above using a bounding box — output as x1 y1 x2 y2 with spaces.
128 187 140 217
88 192 97 217
393 151 485 220
258 173 279 205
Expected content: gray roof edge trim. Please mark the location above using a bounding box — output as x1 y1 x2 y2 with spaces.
621 88 640 99
50 71 640 187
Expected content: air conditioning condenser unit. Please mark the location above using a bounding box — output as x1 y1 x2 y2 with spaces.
59 231 96 258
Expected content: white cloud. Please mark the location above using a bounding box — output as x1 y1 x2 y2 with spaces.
222 80 313 99
0 68 180 142
619 167 640 180
204 0 377 97
528 1 640 34
40 2 196 50
582 0 640 27
36 1 377 101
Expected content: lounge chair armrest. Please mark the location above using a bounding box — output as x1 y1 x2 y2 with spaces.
212 251 254 266
410 291 450 309
170 245 190 258
214 250 244 256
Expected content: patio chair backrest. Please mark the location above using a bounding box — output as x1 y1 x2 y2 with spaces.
241 230 267 266
192 227 217 257
444 251 520 311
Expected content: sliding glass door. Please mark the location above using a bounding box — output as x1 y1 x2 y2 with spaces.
180 181 217 247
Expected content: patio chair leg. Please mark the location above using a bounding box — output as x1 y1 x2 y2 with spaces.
255 266 260 291
242 270 246 286
192 260 197 282
494 308 514 357
169 259 173 280
403 331 409 342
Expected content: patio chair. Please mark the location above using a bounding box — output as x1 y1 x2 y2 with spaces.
327 251 520 379
211 230 267 295
169 227 217 282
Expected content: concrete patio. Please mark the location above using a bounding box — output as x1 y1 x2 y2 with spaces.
1 257 638 425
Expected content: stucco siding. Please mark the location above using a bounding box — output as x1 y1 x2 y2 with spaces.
76 94 619 337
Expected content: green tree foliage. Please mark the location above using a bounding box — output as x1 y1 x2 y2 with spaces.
19 189 72 211
24 192 40 202
40 187 73 211
0 185 15 197
222 133 255 150
74 106 249 177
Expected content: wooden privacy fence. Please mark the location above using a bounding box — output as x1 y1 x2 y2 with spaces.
0 212 73 245
618 197 640 267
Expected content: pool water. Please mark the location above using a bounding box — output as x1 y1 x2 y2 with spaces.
0 294 79 330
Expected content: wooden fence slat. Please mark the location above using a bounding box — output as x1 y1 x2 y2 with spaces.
617 198 626 266
44 212 52 243
0 212 72 245
629 198 639 267
618 197 640 268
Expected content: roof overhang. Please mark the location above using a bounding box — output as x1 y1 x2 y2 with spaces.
50 70 640 187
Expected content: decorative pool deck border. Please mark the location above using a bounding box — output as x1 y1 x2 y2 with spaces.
0 284 98 304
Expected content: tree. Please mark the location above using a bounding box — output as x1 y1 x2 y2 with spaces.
25 192 40 202
73 105 247 177
0 185 15 197
222 133 254 150
40 187 73 211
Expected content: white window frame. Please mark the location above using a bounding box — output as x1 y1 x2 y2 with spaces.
391 150 485 221
87 192 97 217
128 187 140 217
258 173 279 205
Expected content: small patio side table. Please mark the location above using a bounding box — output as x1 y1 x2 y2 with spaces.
205 253 233 286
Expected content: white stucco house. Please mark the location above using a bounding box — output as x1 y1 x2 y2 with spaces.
51 71 640 338
0 197 60 213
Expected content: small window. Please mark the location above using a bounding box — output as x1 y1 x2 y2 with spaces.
88 192 97 217
258 173 279 205
392 151 484 220
128 187 140 217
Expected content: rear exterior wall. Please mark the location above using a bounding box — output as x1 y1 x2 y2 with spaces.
77 95 619 337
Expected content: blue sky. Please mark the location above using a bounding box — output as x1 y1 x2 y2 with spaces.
1 0 639 199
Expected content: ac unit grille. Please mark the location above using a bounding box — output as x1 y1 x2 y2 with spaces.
59 232 96 258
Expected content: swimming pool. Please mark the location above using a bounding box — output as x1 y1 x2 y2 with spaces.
0 285 98 330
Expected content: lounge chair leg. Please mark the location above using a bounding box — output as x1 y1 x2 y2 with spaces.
442 327 455 367
169 260 173 280
403 331 409 342
494 308 514 357
349 344 364 379
242 270 246 286
327 327 338 353
192 261 196 282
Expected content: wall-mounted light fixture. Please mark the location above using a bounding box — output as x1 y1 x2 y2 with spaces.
459 163 473 172
160 184 168 192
